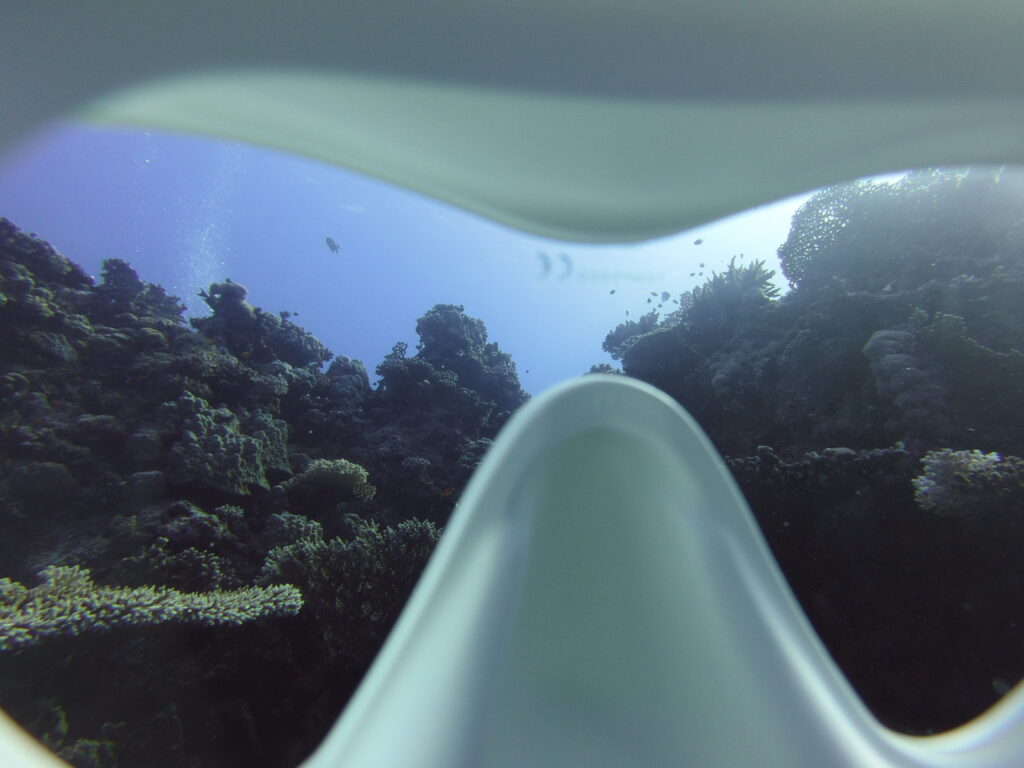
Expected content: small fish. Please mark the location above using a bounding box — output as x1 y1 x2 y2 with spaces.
646 298 652 303
609 289 616 294
440 487 455 498
699 263 705 268
694 238 703 245
650 291 657 297
325 236 341 254
690 272 695 277
661 291 670 301
625 309 630 316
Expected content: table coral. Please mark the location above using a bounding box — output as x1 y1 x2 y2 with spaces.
0 565 302 651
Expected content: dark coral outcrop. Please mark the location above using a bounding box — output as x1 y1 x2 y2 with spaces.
192 280 332 368
0 218 525 768
602 169 1024 735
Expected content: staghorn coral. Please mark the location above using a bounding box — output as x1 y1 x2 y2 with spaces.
0 565 302 651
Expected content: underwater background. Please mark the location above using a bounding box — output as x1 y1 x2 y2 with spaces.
0 123 805 396
0 126 1023 767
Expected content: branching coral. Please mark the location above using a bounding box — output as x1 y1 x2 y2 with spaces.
685 256 780 328
0 565 303 651
259 515 438 667
912 448 1024 517
694 256 780 303
283 457 376 502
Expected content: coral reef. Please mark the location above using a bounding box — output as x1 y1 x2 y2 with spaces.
912 448 1024 518
602 168 1024 735
192 280 331 368
2 165 1023 763
610 170 1024 458
158 392 290 496
0 565 302 651
0 217 524 766
283 457 376 503
259 514 440 670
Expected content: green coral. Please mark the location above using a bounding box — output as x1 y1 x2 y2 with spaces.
685 256 780 327
777 168 1024 291
0 565 303 651
912 448 1024 517
160 391 289 496
94 258 185 324
283 457 376 502
259 515 439 667
192 280 332 367
602 311 659 361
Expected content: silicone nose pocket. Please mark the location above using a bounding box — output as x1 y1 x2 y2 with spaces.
302 375 1024 767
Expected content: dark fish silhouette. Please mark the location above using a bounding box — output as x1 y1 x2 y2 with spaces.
610 289 616 294
661 291 670 301
694 238 703 245
325 236 341 254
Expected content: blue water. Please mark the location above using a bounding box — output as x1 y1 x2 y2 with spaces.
0 123 801 394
